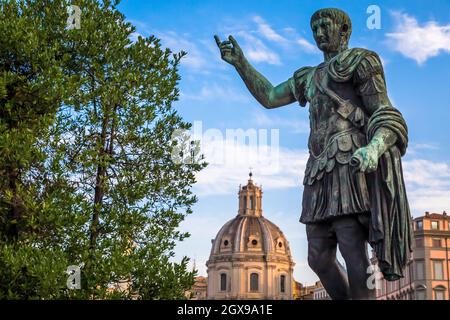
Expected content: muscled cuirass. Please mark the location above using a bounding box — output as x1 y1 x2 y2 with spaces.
303 63 368 186
308 63 366 156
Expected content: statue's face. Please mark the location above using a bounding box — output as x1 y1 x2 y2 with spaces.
311 17 342 52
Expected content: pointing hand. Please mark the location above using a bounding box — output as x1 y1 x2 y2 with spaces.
214 35 244 67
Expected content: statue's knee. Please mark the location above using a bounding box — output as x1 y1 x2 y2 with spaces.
308 252 333 274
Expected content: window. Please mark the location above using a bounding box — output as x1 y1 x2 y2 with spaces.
250 196 254 210
432 238 441 247
433 260 444 280
431 221 439 230
416 220 423 230
416 290 426 300
220 273 227 291
415 261 425 280
250 273 259 292
435 290 445 300
415 238 423 248
280 275 286 293
243 196 247 210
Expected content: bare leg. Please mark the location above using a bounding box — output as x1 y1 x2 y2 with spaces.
307 223 351 300
333 215 376 300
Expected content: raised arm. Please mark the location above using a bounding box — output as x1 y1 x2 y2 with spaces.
214 35 295 109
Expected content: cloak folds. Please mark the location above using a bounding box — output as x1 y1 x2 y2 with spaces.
366 107 412 281
327 48 413 281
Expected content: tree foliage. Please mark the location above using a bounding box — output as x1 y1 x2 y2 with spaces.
0 0 205 299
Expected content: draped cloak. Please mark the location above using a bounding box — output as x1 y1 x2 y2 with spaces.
291 48 413 281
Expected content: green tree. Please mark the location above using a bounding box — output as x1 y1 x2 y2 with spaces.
0 0 70 242
0 0 205 299
0 0 78 299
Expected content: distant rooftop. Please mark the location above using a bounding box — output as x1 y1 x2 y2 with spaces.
414 211 448 220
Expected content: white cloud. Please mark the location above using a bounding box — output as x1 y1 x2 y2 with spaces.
403 159 450 215
237 31 282 65
296 37 320 54
253 16 319 54
220 16 320 66
386 12 450 64
126 20 219 72
253 16 287 44
403 159 450 188
159 31 207 69
193 137 308 196
408 189 450 214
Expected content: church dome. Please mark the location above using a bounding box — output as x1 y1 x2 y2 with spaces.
209 173 293 262
206 173 295 300
210 213 292 260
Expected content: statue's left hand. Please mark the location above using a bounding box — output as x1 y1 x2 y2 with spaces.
351 145 379 173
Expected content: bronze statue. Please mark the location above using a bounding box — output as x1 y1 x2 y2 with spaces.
215 8 412 300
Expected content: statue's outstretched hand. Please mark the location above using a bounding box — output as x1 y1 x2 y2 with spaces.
351 145 379 173
214 35 244 67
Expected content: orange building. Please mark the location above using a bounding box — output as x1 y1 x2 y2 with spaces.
374 211 450 300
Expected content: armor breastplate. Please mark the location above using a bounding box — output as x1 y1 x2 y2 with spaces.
308 92 354 156
306 62 367 154
303 63 368 186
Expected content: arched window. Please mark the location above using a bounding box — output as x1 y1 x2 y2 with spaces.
220 273 227 292
434 285 446 300
250 273 259 292
250 196 254 209
280 275 286 293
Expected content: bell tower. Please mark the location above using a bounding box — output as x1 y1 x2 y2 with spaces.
238 171 263 217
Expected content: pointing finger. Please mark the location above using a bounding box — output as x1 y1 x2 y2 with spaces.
214 35 221 47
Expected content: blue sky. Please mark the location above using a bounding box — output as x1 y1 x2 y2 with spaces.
118 0 450 285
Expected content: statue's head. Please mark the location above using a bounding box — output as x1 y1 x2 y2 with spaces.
310 8 352 53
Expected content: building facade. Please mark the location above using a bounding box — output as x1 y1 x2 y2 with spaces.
293 281 315 300
206 174 295 300
374 211 450 300
187 276 208 300
312 281 331 300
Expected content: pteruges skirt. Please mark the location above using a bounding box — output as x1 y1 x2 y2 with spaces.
300 129 371 224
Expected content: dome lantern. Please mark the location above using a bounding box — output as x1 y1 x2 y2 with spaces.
238 172 263 217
